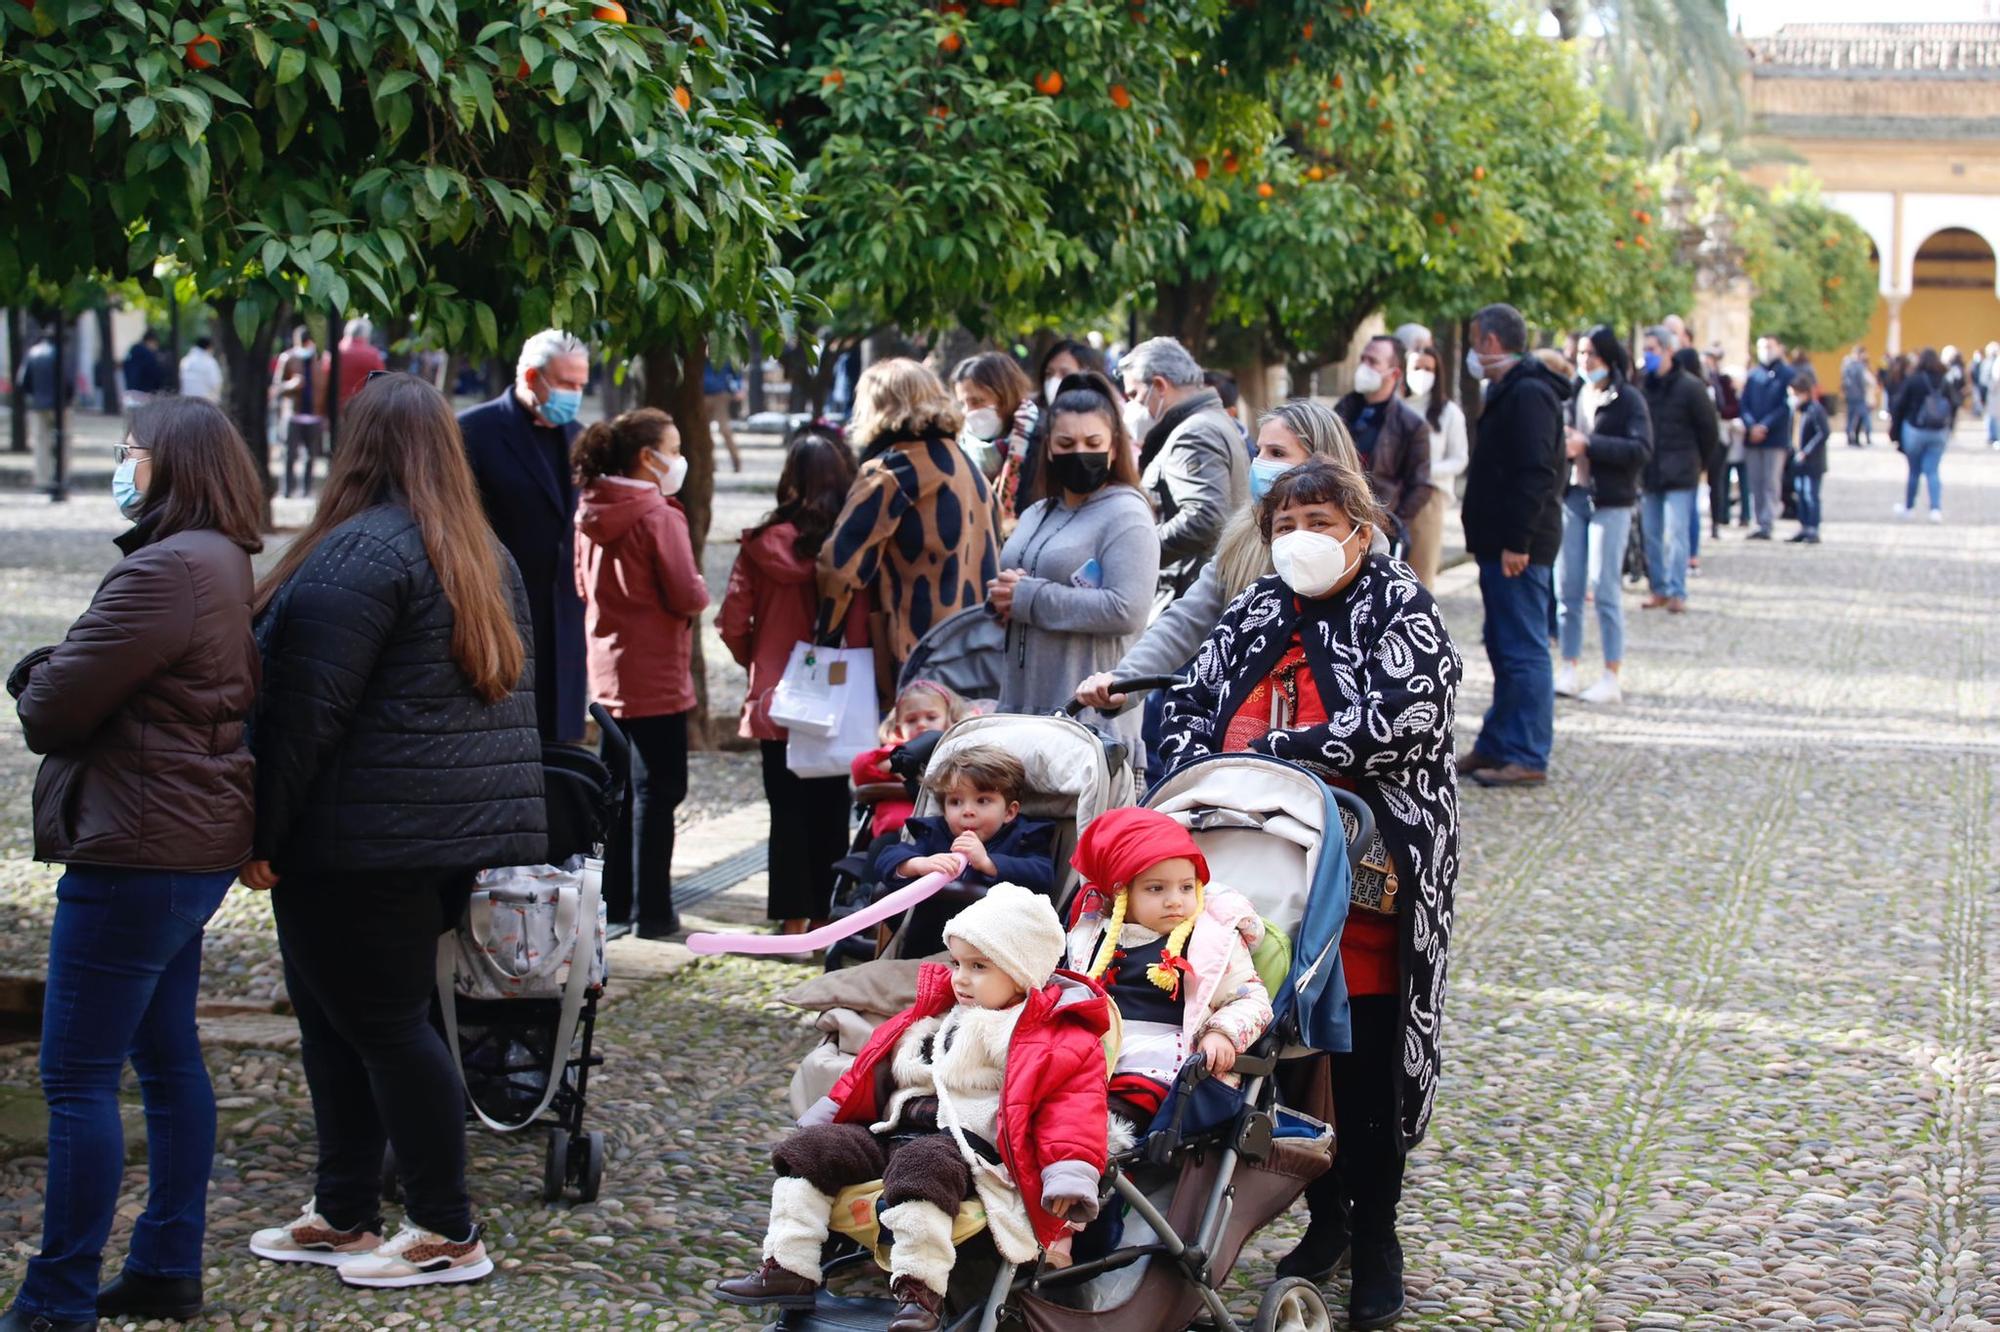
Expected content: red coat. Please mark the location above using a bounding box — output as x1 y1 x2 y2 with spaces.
828 962 1111 1250
718 522 868 741
574 478 709 718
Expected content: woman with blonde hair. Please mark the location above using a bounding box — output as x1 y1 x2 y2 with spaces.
816 358 1000 673
1073 399 1373 714
242 373 544 1291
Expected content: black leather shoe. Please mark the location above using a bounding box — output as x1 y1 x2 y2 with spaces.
1349 1239 1406 1329
634 917 681 941
1274 1214 1351 1283
98 1268 203 1321
0 1306 98 1332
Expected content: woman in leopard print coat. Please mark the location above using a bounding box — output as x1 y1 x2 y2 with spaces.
815 359 999 670
1157 456 1460 1320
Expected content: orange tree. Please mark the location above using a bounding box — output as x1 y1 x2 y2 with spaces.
1749 177 1875 353
0 0 803 495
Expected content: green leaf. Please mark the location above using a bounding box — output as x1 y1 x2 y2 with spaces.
261 238 287 274
112 0 145 27
474 301 497 352
275 47 306 87
125 96 157 135
376 71 419 100
554 120 582 157
552 58 578 98
93 101 119 138
233 297 263 348
251 28 275 68
521 34 545 70
414 41 442 85
312 59 342 108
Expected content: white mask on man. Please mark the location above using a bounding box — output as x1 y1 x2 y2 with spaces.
1122 393 1154 443
1353 364 1385 396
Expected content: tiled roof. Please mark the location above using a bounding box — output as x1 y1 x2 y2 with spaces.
1746 23 2000 75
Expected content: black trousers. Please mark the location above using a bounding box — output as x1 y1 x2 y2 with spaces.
1303 995 1405 1246
603 711 689 929
273 869 473 1239
760 739 851 922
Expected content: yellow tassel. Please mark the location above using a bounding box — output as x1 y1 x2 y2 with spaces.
1146 883 1204 995
1085 889 1127 982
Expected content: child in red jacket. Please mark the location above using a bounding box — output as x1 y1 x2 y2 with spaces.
850 679 973 840
716 885 1109 1330
572 409 708 938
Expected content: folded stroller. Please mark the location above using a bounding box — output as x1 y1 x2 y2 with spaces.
771 743 1371 1332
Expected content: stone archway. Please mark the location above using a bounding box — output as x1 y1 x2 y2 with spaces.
1900 226 2000 361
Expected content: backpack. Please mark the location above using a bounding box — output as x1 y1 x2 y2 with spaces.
1914 375 1954 432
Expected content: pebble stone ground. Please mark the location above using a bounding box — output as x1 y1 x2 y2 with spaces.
0 430 1995 1331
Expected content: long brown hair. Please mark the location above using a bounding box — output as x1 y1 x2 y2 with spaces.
754 424 856 559
950 351 1033 423
1026 370 1142 504
254 374 525 703
130 397 265 552
572 407 674 484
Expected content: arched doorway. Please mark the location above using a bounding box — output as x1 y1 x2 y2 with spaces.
1901 227 2000 362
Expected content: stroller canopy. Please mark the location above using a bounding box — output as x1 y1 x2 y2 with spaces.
897 606 1005 708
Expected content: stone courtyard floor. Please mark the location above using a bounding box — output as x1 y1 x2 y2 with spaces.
0 435 1995 1329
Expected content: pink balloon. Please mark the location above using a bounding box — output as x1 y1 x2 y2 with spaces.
685 854 969 957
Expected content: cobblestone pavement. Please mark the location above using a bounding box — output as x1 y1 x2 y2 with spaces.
0 439 1995 1330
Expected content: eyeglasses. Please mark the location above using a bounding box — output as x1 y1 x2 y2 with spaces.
115 444 150 463
364 369 392 385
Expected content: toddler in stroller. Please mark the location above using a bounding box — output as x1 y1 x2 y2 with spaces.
716 885 1109 1331
874 745 1056 958
1062 807 1274 1137
851 679 978 843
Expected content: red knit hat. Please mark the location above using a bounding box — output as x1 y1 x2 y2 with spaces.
1069 807 1209 916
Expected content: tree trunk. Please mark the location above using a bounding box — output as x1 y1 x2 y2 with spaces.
6 307 25 454
1147 278 1219 355
1547 0 1582 41
1455 320 1483 447
95 305 120 418
640 338 717 750
212 295 285 521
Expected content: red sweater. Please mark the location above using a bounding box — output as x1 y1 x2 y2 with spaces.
718 523 871 742
574 478 709 718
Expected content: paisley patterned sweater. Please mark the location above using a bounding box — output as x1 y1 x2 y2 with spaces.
1157 555 1461 1152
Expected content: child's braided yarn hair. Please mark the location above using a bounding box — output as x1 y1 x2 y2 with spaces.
1083 880 1205 997
1070 807 1214 1000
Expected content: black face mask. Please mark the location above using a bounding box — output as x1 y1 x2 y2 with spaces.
1047 450 1112 495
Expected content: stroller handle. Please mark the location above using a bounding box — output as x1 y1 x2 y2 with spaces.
1059 673 1186 718
1327 786 1376 862
589 703 631 774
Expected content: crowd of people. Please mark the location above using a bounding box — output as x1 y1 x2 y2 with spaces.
0 301 1984 1330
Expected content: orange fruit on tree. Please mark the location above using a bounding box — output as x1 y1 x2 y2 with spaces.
1109 83 1131 109
941 1 965 11
1366 93 1377 109
1257 182 1274 198
932 104 950 119
673 84 692 110
822 68 845 88
1316 114 1330 127
1472 164 1485 181
185 34 221 68
1331 73 1344 90
1035 70 1064 95
1193 157 1211 180
1301 20 1314 38
593 1 627 21
516 55 532 80
940 29 961 52
1431 211 1446 226
1307 165 1325 181
1221 151 1239 173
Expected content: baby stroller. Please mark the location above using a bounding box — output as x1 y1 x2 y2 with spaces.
389 704 625 1206
897 606 1007 706
772 715 1371 1331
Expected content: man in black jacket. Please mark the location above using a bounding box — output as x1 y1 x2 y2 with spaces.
1640 336 1722 613
460 329 591 741
1459 303 1567 788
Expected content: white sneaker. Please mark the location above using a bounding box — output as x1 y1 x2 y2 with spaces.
249 1199 384 1267
1578 674 1623 705
1893 503 1912 519
338 1221 494 1289
1928 509 1944 524
1554 663 1581 698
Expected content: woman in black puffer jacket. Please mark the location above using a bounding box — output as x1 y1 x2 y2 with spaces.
1556 325 1652 705
1640 342 1722 612
243 374 544 1290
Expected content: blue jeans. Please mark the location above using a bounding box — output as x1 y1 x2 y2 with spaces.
1794 472 1822 533
1640 488 1697 601
1687 482 1702 559
13 867 233 1322
1474 557 1555 771
1902 426 1947 510
1557 492 1631 665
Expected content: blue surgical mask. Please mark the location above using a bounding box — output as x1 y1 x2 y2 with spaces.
1250 457 1292 502
540 386 583 426
1641 351 1661 375
1585 366 1609 386
112 457 145 519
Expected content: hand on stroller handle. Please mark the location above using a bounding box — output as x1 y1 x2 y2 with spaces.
1061 673 1187 717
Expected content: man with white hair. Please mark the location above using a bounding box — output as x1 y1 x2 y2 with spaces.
1119 336 1247 616
1392 322 1432 355
459 328 593 740
326 316 385 410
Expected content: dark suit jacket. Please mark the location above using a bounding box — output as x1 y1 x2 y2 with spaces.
459 391 586 741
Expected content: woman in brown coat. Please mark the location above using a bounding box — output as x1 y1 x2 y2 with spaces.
6 399 264 1331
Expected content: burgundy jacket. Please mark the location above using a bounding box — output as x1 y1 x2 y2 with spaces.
574 478 709 719
718 522 868 741
18 522 258 871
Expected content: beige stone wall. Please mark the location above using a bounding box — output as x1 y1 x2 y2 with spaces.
1751 76 2000 122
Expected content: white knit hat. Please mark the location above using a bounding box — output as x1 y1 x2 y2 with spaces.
941 883 1067 993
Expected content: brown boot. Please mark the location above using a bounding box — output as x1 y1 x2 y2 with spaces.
1641 594 1669 610
1665 596 1687 614
886 1275 945 1332
1470 763 1548 788
1455 749 1499 776
714 1259 819 1308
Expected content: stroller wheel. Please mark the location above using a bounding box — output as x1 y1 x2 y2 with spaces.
543 1127 572 1203
577 1130 605 1203
381 1145 403 1205
1254 1276 1332 1332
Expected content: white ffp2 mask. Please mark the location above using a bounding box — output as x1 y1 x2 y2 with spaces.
1270 528 1361 598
